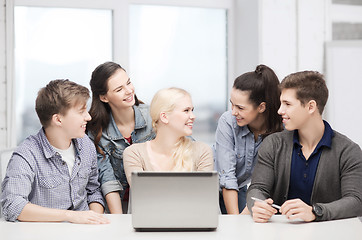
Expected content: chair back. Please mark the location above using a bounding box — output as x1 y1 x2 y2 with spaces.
0 149 14 183
0 148 14 218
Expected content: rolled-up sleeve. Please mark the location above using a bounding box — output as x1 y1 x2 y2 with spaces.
1 153 34 222
96 149 123 196
214 113 239 191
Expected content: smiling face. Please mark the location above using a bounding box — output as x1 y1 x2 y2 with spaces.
59 103 92 139
278 88 310 131
166 94 195 137
100 69 135 110
230 88 264 127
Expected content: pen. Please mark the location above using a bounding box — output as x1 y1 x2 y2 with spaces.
251 197 281 210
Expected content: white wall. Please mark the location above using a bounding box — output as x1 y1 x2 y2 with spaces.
297 0 327 73
259 0 327 79
0 0 7 150
235 0 327 80
326 41 362 147
259 0 298 79
234 0 260 79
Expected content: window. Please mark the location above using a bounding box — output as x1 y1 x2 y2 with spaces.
14 6 112 143
8 0 233 147
129 4 228 144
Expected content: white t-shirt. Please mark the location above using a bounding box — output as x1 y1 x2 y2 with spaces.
53 142 75 175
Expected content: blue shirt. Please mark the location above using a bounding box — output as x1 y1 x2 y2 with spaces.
214 111 263 191
288 120 334 205
87 104 155 196
0 128 104 222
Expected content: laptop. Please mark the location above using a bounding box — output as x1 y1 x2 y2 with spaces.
131 171 219 231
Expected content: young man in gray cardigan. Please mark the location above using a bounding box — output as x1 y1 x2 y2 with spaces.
246 71 362 222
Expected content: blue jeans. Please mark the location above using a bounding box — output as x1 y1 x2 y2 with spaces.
219 185 247 214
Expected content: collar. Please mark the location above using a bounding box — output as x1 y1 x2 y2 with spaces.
232 119 255 139
231 112 261 139
240 125 252 137
293 120 334 150
107 105 147 139
39 128 81 160
133 105 147 129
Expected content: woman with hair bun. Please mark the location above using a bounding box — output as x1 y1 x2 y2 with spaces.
214 64 283 214
123 87 213 186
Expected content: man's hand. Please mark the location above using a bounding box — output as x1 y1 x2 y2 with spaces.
65 210 110 224
280 199 316 222
251 198 278 223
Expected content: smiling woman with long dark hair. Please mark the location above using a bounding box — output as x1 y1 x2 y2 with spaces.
87 62 155 214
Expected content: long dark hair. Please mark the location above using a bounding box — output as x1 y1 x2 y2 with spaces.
87 61 141 157
233 64 283 137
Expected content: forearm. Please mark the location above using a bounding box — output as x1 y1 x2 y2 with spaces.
17 203 110 224
105 192 123 214
89 202 105 214
17 203 69 222
222 188 239 214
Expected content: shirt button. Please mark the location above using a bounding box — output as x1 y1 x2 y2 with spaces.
304 173 307 178
62 162 66 165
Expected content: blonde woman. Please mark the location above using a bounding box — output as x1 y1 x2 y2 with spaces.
123 87 213 186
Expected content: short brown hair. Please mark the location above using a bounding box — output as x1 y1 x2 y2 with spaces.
35 79 90 127
280 71 328 114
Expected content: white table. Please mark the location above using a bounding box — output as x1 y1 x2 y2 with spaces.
1 215 361 240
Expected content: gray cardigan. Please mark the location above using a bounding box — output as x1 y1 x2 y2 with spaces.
247 129 362 221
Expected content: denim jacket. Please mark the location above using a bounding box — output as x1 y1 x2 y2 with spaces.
87 104 155 196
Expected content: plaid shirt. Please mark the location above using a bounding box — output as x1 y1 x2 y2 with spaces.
1 128 104 222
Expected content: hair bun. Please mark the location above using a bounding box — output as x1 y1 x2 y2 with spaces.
255 65 264 75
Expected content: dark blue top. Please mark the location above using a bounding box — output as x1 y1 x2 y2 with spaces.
287 120 334 205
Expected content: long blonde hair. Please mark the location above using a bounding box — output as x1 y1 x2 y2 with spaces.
150 87 193 171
